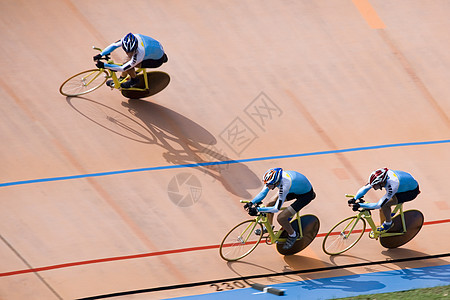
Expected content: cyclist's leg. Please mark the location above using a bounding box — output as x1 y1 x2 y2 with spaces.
382 186 420 224
119 56 138 79
277 189 315 236
380 196 398 224
140 54 168 69
278 206 297 235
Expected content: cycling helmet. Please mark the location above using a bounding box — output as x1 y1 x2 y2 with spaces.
122 33 138 53
263 168 283 186
369 168 389 187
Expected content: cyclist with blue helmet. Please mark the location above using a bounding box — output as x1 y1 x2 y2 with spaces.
244 168 316 250
93 33 167 88
349 168 420 237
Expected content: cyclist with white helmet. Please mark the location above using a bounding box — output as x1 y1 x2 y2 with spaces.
244 168 316 250
349 168 420 236
93 33 167 88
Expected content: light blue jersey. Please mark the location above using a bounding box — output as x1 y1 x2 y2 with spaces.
394 170 419 192
251 171 312 213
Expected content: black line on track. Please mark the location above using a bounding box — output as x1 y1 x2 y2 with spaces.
77 252 450 299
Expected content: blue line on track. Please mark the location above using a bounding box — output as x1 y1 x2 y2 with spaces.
165 264 450 300
1 139 449 187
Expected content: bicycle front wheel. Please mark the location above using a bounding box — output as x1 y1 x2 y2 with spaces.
60 69 108 96
322 216 366 255
219 220 263 261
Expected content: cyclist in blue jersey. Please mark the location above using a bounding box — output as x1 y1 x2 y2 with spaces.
349 168 420 237
93 33 168 88
244 168 316 250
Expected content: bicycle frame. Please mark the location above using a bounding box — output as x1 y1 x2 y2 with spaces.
243 202 303 244
347 194 407 239
93 46 150 91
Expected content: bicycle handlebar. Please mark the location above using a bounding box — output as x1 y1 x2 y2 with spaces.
92 46 111 62
346 194 365 204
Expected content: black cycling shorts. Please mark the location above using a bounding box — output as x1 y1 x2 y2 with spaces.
395 185 420 204
140 53 168 68
286 188 316 212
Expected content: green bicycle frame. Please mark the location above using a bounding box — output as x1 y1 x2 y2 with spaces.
345 194 407 239
358 203 406 239
254 209 303 245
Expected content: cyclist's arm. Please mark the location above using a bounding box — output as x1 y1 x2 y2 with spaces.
104 59 136 72
258 177 291 213
355 184 371 200
103 50 143 72
251 186 269 205
359 179 399 209
100 40 121 56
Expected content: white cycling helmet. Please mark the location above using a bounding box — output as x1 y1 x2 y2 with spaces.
369 168 389 187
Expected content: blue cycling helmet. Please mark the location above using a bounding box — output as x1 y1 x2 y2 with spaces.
122 33 138 53
263 168 282 185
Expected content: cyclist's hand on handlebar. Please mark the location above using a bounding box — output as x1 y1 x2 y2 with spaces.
93 54 102 61
243 202 253 210
352 203 360 211
348 198 356 205
248 206 258 216
96 61 105 69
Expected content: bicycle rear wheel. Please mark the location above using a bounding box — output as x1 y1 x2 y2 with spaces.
219 220 263 261
60 69 108 96
322 216 366 255
380 210 424 248
276 214 320 256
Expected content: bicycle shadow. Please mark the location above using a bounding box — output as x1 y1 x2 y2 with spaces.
66 96 260 197
226 260 302 286
227 258 386 293
381 248 450 283
283 254 386 292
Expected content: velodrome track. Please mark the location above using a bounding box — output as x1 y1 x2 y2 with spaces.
0 1 449 299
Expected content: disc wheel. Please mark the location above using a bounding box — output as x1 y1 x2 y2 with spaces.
219 220 263 261
380 210 424 248
121 71 170 99
60 69 108 96
322 216 366 255
276 214 320 256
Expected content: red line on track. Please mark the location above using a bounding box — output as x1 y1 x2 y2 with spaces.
1 218 449 277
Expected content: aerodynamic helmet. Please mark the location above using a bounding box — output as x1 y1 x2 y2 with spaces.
369 168 389 187
263 168 283 186
122 33 138 53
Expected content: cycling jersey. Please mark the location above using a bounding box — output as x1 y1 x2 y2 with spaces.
355 170 418 209
100 34 165 72
251 171 312 213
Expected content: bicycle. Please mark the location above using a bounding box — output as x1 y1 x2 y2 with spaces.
59 47 169 99
219 200 320 261
322 194 424 256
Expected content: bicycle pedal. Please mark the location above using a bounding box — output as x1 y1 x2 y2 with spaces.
368 231 379 240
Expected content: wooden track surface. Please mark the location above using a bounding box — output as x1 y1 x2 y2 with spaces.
1 1 449 299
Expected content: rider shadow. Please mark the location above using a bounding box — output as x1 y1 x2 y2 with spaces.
66 96 260 197
282 255 386 293
227 258 385 294
123 99 260 198
226 260 302 286
381 248 450 283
